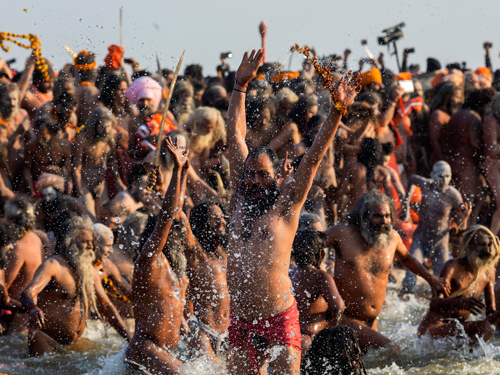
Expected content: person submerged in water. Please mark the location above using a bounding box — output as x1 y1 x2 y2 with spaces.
418 225 500 344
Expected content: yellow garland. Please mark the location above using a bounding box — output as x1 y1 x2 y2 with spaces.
0 32 50 82
291 44 348 115
102 277 131 303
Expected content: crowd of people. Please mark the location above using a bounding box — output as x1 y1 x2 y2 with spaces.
0 36 500 375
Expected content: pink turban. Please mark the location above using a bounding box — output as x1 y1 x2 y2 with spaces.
125 76 162 109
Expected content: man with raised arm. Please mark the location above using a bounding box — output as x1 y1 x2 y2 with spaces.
225 49 361 375
125 138 189 375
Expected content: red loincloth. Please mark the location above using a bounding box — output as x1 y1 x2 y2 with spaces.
229 299 302 375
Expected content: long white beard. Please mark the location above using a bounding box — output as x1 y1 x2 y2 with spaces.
66 244 98 319
360 221 392 251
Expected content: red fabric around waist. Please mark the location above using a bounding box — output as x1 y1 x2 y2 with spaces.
229 299 302 375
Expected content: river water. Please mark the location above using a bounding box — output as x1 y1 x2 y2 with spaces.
1 276 500 374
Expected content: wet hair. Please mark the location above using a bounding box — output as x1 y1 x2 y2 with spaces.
189 201 227 254
301 327 367 375
356 91 383 107
201 85 226 108
246 96 275 130
4 200 35 240
429 81 460 112
287 95 318 136
357 138 383 169
127 163 149 191
0 222 15 269
53 75 75 98
99 74 132 115
347 190 397 228
54 92 77 109
298 213 321 231
184 64 204 82
83 107 117 140
292 229 326 269
171 80 194 105
34 116 61 135
381 142 394 156
244 146 280 176
463 87 497 114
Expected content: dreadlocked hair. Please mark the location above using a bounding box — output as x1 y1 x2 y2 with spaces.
301 326 367 375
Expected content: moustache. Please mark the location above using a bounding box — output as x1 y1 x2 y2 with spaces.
372 223 391 233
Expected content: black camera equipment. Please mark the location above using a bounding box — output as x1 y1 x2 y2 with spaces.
404 48 415 54
378 23 406 72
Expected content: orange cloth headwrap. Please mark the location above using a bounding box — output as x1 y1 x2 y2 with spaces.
431 70 448 87
271 71 300 83
104 45 124 69
475 66 492 77
360 68 382 87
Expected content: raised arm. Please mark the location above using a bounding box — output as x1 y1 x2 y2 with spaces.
226 50 264 189
139 137 188 260
282 73 361 211
401 174 427 222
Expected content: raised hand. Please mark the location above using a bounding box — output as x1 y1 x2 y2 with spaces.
235 49 264 87
333 71 362 108
165 136 189 169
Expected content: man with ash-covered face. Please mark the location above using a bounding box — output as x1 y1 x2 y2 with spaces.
325 191 451 355
418 225 500 344
401 161 470 293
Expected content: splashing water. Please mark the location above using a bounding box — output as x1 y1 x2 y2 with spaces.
1 276 500 374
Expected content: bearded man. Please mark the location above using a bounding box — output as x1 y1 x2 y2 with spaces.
325 191 450 355
23 117 71 196
34 92 79 142
72 107 126 216
21 216 131 356
126 76 178 161
418 225 500 344
401 161 470 293
0 83 30 191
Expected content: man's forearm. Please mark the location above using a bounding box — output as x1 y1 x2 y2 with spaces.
402 254 434 282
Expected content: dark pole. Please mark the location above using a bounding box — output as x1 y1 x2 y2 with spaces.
392 41 401 72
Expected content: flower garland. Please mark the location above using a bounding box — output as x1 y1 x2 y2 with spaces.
93 259 131 303
0 32 50 82
290 44 347 115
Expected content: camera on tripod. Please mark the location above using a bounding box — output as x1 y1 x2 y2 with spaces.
378 23 405 46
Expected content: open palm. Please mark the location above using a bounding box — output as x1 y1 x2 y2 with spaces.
235 49 264 86
334 71 362 108
165 137 189 168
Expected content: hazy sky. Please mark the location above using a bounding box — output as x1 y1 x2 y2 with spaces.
2 0 500 76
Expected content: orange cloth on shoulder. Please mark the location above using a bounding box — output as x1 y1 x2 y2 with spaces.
104 45 124 69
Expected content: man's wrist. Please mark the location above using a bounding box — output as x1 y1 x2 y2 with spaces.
233 82 247 92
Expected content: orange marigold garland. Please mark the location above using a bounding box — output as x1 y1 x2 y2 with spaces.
0 32 50 82
291 44 348 115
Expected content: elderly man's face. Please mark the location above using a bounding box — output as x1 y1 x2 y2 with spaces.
199 117 217 135
367 203 392 231
76 230 94 253
0 91 19 117
96 235 114 260
138 97 156 117
472 232 495 260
